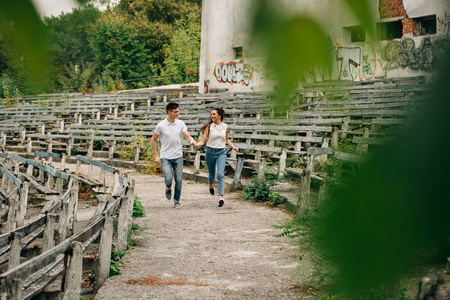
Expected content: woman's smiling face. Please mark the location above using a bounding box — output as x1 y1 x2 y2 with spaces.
211 110 220 122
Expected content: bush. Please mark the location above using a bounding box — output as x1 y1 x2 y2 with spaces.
242 176 286 207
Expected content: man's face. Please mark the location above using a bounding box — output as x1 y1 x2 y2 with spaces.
168 108 179 119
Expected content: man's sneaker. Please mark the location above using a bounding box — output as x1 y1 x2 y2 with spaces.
165 187 172 200
218 198 224 207
174 202 182 209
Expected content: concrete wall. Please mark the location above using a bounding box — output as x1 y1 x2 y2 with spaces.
199 0 450 93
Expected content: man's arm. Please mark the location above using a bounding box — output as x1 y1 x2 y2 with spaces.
182 131 197 146
151 133 161 164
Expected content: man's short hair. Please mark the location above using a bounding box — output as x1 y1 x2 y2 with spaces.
166 102 179 112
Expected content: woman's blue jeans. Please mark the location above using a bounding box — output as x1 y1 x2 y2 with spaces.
205 147 226 196
161 157 183 201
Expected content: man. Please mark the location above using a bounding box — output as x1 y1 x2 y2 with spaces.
151 102 196 208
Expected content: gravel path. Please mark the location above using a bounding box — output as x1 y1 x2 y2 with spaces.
94 170 312 299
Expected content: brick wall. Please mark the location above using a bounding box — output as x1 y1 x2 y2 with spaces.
379 0 414 35
402 17 414 35
379 0 407 19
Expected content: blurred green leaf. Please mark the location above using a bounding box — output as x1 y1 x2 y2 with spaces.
251 0 332 106
0 0 48 87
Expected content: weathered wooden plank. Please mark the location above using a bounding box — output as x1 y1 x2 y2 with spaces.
307 148 334 155
0 166 21 188
352 136 393 145
34 152 61 159
76 155 115 173
17 173 59 195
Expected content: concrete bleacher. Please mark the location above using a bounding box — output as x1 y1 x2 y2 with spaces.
0 77 428 193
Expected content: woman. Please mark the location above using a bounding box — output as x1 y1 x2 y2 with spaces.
196 108 239 207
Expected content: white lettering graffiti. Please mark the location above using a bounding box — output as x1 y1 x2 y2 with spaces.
214 62 251 86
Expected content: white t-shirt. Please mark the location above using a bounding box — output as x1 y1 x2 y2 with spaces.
207 122 228 149
155 118 187 159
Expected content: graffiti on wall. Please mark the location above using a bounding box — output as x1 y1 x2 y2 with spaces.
437 11 450 35
214 61 252 86
337 43 377 81
382 37 434 71
331 37 449 82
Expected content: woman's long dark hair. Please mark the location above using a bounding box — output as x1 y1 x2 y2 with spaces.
201 108 225 137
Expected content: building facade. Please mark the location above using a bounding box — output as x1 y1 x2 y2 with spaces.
199 0 450 93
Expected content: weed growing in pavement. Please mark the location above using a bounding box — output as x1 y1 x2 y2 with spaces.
132 195 146 218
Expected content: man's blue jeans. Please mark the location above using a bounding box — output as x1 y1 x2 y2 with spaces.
205 147 226 196
161 157 183 201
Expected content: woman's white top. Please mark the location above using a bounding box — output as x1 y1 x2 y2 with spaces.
206 122 227 149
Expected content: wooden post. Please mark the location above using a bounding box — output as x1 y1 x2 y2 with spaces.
16 182 30 228
332 127 339 148
194 151 200 174
356 127 370 155
279 148 287 179
340 117 350 139
46 173 54 190
60 119 65 132
88 135 94 159
67 136 73 157
299 155 315 214
27 137 32 154
76 160 81 174
1 131 6 149
117 196 130 251
113 106 118 118
6 192 17 232
108 140 116 160
59 201 69 243
61 154 67 170
6 278 22 300
9 232 22 270
62 241 83 300
70 179 79 224
231 158 244 192
134 145 140 165
258 158 266 183
47 136 53 161
20 129 26 144
95 217 114 292
112 171 120 196
55 177 64 194
43 213 57 252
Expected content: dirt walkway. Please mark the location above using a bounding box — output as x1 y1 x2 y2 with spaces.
94 170 312 299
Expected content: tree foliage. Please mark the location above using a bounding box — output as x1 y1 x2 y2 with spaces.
0 0 201 94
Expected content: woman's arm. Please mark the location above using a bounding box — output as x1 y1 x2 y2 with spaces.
196 126 209 147
225 126 239 151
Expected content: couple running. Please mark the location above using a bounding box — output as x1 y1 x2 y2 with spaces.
151 102 239 208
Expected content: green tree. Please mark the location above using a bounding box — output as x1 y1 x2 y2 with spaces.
159 11 201 84
114 0 201 77
88 12 150 89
